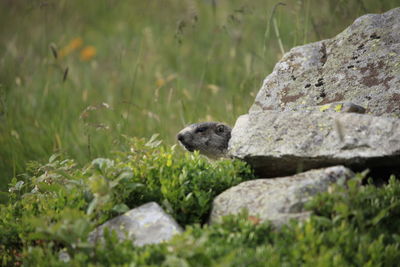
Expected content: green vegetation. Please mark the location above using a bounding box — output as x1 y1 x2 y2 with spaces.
1 0 398 188
0 138 255 265
1 0 400 266
1 138 399 265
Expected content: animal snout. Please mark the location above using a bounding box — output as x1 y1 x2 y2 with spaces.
177 127 192 144
177 132 191 146
177 133 184 142
177 131 195 152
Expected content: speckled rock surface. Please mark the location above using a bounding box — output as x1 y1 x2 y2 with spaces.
229 111 400 177
210 166 354 226
88 202 183 246
250 7 400 118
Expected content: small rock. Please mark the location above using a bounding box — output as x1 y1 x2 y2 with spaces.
210 166 354 226
88 202 183 246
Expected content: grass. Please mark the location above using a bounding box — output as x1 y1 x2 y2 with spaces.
0 0 399 191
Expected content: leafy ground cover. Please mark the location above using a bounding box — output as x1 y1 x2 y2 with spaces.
1 137 399 266
0 137 255 264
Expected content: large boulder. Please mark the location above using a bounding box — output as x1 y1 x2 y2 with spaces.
88 202 183 246
229 7 400 177
250 7 400 118
210 166 354 226
229 110 400 177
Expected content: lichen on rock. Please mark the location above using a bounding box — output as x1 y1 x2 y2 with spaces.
250 7 400 117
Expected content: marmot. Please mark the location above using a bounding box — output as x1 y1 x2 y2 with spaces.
177 122 232 159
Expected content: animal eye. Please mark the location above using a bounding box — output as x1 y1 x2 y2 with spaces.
216 125 225 133
196 127 207 133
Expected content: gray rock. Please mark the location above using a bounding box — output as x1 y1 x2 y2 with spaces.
210 166 354 226
229 110 400 177
88 202 183 246
250 7 400 118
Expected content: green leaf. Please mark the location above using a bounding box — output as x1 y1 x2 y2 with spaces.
145 134 162 148
49 153 61 163
91 158 114 173
87 198 98 215
112 203 130 214
8 180 24 192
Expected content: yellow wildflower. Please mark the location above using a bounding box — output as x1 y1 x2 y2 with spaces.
80 46 96 61
70 38 83 49
59 37 83 58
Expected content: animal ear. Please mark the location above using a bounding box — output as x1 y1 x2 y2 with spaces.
216 124 225 133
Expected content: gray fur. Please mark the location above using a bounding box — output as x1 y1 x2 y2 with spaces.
177 122 232 159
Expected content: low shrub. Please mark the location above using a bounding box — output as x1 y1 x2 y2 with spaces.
1 136 400 266
0 136 254 265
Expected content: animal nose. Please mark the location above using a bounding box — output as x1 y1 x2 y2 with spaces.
177 133 184 142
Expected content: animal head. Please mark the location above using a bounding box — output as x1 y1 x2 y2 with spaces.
177 122 232 159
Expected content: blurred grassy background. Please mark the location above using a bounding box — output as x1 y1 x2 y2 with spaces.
0 0 398 190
